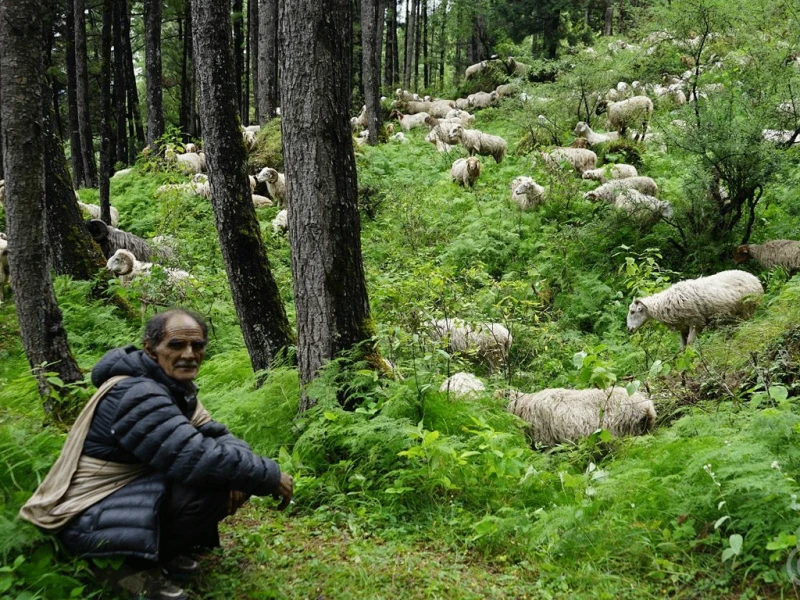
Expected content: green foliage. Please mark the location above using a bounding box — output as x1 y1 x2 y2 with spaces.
248 118 284 172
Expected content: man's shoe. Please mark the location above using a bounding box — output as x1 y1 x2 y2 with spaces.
161 554 201 580
116 567 188 600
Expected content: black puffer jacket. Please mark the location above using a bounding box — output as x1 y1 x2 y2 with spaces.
58 346 281 560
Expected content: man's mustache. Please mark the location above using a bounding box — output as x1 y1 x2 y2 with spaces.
175 362 198 368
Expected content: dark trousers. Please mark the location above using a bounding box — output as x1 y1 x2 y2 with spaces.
158 483 229 561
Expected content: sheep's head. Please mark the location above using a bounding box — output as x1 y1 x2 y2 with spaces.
574 121 589 137
256 167 279 184
571 137 589 149
626 299 651 332
107 249 135 276
466 157 481 177
732 245 752 264
424 115 438 128
192 173 208 184
164 147 177 162
448 125 464 143
184 142 197 153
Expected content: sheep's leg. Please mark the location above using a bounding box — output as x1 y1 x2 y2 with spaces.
679 328 689 350
686 326 698 346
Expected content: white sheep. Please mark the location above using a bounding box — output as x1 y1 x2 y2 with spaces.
448 125 507 163
77 200 120 228
450 157 482 188
573 122 619 146
732 240 800 273
510 176 546 210
429 318 512 373
444 109 475 128
404 100 432 115
242 129 257 152
243 125 261 134
0 233 8 305
427 100 456 118
496 83 518 97
454 98 471 110
390 110 430 131
184 142 198 153
627 270 764 348
464 60 488 80
467 91 498 110
176 152 204 174
252 194 274 209
607 96 654 140
583 176 659 202
112 168 134 179
390 132 409 144
612 189 673 224
272 209 288 234
256 167 286 207
538 147 597 174
581 164 638 183
425 129 454 153
106 249 191 286
506 387 656 447
350 105 367 132
440 372 486 399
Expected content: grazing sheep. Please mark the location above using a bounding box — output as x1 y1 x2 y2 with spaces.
176 152 204 174
538 147 597 174
85 219 171 262
448 125 507 163
583 176 659 202
77 201 120 228
429 318 512 373
573 121 619 145
350 105 367 132
733 240 800 273
496 83 518 97
465 60 488 80
582 164 638 183
256 167 286 207
197 151 207 172
506 387 656 447
184 142 198 153
390 132 409 143
390 109 430 131
242 129 257 152
505 57 529 76
112 168 134 179
428 100 456 118
405 100 433 115
468 91 498 109
627 270 764 348
444 109 475 127
252 194 274 209
455 98 471 110
510 176 546 210
612 189 673 224
607 96 654 140
762 129 800 145
0 233 8 305
450 157 482 188
440 372 486 399
272 209 288 234
395 88 416 102
425 129 455 153
106 249 191 285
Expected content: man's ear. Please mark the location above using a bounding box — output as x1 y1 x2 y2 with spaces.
143 340 157 359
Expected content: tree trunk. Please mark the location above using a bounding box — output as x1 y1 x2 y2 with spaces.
0 0 84 407
413 0 421 88
99 0 113 224
113 0 128 166
243 0 251 124
249 0 260 123
258 0 279 123
361 0 382 145
383 2 394 87
144 0 164 146
74 0 98 187
617 0 624 34
180 0 195 140
404 0 416 88
422 0 428 88
604 2 613 36
280 0 375 408
453 0 462 86
232 0 245 116
438 0 447 88
121 0 145 150
193 0 294 373
65 0 85 186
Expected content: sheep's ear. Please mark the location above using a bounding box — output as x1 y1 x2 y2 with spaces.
633 299 643 307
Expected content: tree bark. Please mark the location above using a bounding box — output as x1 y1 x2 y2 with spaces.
0 0 84 406
113 0 128 166
179 0 195 140
422 0 428 88
280 0 375 407
383 2 394 87
144 0 164 146
258 0 279 123
361 0 382 145
438 0 447 87
193 0 294 373
604 2 613 36
232 0 245 116
413 0 422 88
243 0 251 124
249 0 260 123
99 0 113 224
404 0 416 88
121 0 145 149
453 0 462 86
74 0 98 187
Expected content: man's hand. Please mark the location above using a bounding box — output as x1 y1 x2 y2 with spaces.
273 472 293 511
228 490 249 515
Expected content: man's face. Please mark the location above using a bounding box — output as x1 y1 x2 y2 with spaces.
145 314 207 383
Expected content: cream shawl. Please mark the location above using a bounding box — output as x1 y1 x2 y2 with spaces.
19 375 211 531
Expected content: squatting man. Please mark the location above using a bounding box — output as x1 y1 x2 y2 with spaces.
20 308 293 600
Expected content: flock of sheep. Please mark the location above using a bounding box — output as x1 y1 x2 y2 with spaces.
359 37 800 449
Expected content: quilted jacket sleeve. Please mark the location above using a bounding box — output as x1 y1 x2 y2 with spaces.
196 419 252 452
110 379 280 496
